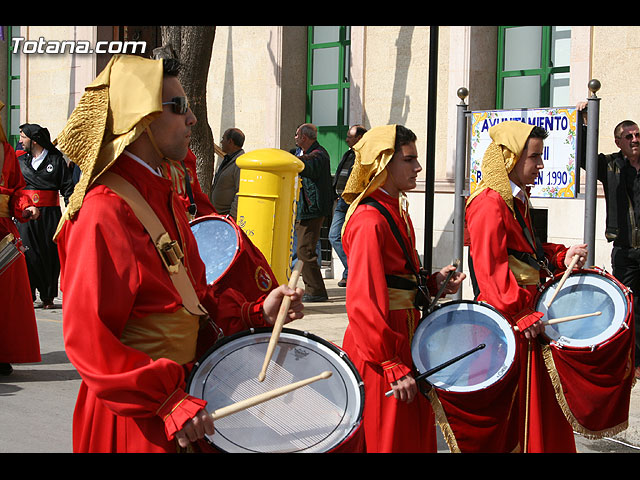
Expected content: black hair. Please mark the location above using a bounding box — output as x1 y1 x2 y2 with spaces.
224 128 245 148
614 120 638 139
395 125 417 150
529 125 549 140
162 58 181 77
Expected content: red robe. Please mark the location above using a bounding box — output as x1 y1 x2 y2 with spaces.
342 188 437 453
57 154 269 453
0 141 40 364
465 187 575 452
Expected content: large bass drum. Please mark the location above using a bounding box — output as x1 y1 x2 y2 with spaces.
411 300 520 452
187 328 365 453
533 267 635 438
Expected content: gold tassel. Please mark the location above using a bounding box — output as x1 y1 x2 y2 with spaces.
426 389 461 453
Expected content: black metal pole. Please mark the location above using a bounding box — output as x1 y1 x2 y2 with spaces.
423 26 439 273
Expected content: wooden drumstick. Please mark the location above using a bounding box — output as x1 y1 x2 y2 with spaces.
211 371 332 421
544 254 580 309
258 261 304 382
513 311 601 332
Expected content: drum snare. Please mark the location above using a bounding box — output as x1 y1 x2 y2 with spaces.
187 327 364 453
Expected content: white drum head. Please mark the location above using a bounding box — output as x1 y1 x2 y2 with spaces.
190 217 239 285
411 301 516 393
187 328 364 453
536 272 628 348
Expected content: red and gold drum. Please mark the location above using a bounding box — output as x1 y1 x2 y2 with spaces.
190 214 277 298
534 267 635 437
411 300 520 452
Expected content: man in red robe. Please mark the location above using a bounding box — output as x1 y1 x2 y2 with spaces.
54 54 304 453
465 121 588 452
0 101 41 376
340 124 464 452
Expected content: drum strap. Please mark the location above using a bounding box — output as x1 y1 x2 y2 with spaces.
512 201 553 277
96 172 209 318
359 197 431 310
178 159 198 219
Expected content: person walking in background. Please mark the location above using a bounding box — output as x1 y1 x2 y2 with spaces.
329 125 366 287
294 123 333 302
16 123 74 309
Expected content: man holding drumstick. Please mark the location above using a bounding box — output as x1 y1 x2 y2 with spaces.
340 125 464 453
466 121 587 452
54 54 304 453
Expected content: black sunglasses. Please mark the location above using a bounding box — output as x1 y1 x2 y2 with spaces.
162 96 190 115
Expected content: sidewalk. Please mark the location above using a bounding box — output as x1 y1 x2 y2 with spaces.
298 278 640 449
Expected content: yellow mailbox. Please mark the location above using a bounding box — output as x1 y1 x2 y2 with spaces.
235 148 304 285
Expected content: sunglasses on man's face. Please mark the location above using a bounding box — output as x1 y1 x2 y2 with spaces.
162 96 190 115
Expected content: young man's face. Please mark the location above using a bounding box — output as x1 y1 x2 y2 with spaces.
148 76 197 163
384 141 422 194
510 137 544 187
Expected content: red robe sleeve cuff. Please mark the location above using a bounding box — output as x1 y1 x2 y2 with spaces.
157 389 208 441
514 309 544 331
381 357 413 385
241 294 269 329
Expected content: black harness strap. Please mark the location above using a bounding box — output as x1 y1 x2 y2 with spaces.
359 197 432 309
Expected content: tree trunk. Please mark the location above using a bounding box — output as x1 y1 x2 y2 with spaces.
160 26 216 196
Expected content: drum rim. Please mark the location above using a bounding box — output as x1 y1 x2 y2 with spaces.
186 327 365 453
536 270 630 348
189 214 241 285
412 299 517 393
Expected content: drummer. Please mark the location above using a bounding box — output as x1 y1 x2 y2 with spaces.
465 120 587 452
53 54 304 453
340 124 464 453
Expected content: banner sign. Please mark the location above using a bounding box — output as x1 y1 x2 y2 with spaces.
469 107 578 198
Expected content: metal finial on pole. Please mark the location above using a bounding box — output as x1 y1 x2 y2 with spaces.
457 87 469 103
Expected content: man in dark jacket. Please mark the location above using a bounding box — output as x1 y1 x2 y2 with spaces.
17 123 75 309
210 127 245 219
577 102 640 377
329 125 366 287
294 123 332 302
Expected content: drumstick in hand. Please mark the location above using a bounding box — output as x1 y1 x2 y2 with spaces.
513 311 601 332
545 254 580 309
211 371 332 421
258 260 304 382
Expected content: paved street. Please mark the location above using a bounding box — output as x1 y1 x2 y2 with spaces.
1 278 639 453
